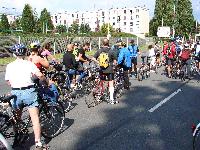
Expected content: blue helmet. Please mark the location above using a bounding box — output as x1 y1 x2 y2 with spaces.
10 44 27 56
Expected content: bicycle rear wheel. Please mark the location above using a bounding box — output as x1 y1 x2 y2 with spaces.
40 101 65 138
193 128 200 150
0 113 16 147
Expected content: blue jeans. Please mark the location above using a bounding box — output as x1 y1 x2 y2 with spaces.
66 69 87 87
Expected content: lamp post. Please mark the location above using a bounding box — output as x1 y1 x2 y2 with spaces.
172 0 177 38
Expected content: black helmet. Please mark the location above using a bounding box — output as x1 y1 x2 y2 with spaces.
10 44 27 56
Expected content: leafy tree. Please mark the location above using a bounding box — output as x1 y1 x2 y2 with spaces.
176 0 195 37
39 8 54 33
0 14 10 33
68 22 79 34
21 4 35 33
10 18 21 30
100 23 114 34
56 25 67 33
79 23 91 34
150 0 195 37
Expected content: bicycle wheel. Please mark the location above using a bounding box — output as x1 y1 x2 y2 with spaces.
0 113 16 148
193 128 200 150
40 101 65 138
137 69 143 81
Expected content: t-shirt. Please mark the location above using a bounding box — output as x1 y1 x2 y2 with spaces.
149 48 155 57
63 51 78 70
41 49 51 57
5 59 39 88
94 47 116 74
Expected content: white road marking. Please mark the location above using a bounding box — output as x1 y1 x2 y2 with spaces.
148 89 182 113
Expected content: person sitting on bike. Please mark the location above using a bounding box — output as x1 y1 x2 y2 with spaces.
117 41 131 90
154 41 161 67
128 39 139 77
179 43 192 79
63 44 83 88
41 42 56 61
148 44 156 72
194 40 200 71
5 44 48 149
166 40 176 78
28 42 49 73
91 38 118 104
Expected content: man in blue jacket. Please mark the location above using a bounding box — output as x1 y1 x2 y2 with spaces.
118 41 131 90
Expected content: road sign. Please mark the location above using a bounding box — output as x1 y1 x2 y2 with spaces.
157 26 171 38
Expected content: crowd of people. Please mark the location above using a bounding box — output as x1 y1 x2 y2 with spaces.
2 37 200 149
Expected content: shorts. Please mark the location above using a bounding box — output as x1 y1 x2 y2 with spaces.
11 88 38 109
166 58 174 66
131 57 137 65
100 72 114 81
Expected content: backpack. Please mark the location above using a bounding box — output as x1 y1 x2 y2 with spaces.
128 44 138 57
118 48 131 68
98 52 109 68
180 49 190 60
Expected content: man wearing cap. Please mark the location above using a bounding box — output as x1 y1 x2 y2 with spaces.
128 39 139 77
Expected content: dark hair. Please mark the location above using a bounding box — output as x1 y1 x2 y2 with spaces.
83 42 90 47
44 43 51 49
103 38 109 46
148 45 153 49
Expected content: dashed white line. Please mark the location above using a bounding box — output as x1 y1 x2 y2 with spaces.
148 89 182 113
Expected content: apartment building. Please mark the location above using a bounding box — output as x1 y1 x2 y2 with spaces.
51 6 150 37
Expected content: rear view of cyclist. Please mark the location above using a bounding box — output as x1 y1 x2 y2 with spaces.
5 44 48 149
92 38 118 104
194 40 200 71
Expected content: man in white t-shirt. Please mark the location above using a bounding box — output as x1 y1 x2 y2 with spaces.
5 44 47 149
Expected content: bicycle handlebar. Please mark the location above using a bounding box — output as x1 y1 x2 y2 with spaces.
0 95 17 103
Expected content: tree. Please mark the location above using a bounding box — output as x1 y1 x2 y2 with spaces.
150 0 195 37
176 0 195 37
79 23 91 34
68 22 79 34
10 18 21 30
39 8 54 33
100 23 115 34
0 14 10 33
21 4 35 33
56 25 67 33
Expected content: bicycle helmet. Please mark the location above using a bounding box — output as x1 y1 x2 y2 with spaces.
30 42 41 49
10 44 27 56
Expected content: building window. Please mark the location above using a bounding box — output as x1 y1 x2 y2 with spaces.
136 9 139 12
102 11 105 16
77 14 78 18
72 14 74 17
64 20 66 24
124 22 126 25
124 10 126 14
131 16 133 20
113 22 115 25
130 22 133 26
130 28 133 32
113 17 115 19
124 16 126 20
130 10 133 14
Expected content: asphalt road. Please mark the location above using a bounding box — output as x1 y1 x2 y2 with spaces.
0 67 200 150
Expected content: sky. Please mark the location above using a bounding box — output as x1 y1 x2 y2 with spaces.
0 0 200 21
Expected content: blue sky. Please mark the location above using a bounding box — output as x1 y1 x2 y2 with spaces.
0 0 200 21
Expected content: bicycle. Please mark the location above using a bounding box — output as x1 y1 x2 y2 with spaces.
192 123 200 150
0 131 13 150
0 89 65 148
137 56 150 81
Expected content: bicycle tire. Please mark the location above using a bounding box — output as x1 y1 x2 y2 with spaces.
0 114 16 148
137 69 143 81
193 128 200 150
40 101 65 138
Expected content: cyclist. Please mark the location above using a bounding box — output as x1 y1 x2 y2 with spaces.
63 44 82 88
194 40 200 71
148 44 156 72
92 38 118 104
179 43 192 79
128 39 139 77
28 42 49 73
117 41 131 90
5 44 48 149
41 42 56 61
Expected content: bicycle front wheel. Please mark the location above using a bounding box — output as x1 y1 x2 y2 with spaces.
40 101 65 138
193 127 200 150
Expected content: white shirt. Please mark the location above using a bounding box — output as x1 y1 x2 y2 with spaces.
5 59 40 88
149 48 155 57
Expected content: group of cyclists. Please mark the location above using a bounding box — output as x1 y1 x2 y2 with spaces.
2 36 200 149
